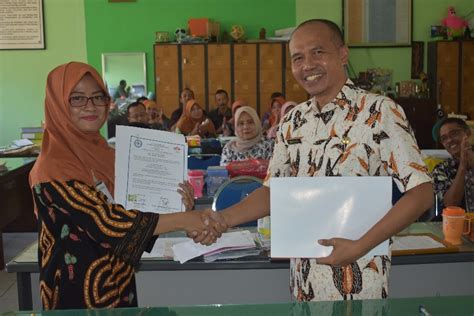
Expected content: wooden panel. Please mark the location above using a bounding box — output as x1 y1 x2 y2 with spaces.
461 41 474 118
437 65 459 114
285 69 308 103
234 93 257 113
285 43 292 69
208 44 231 69
260 69 282 93
182 69 205 103
436 42 459 67
181 44 205 71
154 45 178 70
259 43 282 69
233 44 257 69
234 69 257 94
158 94 180 118
155 70 179 95
208 70 231 95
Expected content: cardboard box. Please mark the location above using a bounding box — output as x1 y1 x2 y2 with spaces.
188 18 220 39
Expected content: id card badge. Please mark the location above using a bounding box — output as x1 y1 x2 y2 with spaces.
95 181 115 204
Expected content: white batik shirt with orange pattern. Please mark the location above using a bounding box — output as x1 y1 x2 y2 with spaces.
263 80 432 301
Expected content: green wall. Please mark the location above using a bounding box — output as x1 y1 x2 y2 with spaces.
295 0 473 85
1 0 472 146
83 0 296 95
0 0 87 146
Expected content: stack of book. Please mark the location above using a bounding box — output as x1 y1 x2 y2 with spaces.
21 126 44 145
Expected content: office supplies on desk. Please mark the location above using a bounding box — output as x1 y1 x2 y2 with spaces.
172 230 256 263
270 177 392 259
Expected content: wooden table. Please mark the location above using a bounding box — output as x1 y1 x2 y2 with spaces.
0 157 37 269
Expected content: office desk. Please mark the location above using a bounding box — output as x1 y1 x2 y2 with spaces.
0 157 36 269
7 295 474 315
6 223 474 310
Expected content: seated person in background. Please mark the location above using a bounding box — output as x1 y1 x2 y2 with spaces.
175 100 216 138
208 89 232 134
261 92 284 128
136 96 148 104
220 106 274 165
127 101 148 125
222 99 247 137
143 100 170 130
113 79 130 101
262 95 286 133
433 117 474 212
169 88 194 131
266 101 297 139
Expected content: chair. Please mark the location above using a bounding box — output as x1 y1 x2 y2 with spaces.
212 176 263 227
188 154 220 170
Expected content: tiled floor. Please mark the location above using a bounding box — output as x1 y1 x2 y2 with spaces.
0 232 36 313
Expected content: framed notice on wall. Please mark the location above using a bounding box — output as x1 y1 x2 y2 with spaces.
0 0 45 50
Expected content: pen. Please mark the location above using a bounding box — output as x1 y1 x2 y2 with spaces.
419 305 431 316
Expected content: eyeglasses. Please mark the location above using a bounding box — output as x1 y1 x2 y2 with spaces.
439 129 464 143
69 95 110 107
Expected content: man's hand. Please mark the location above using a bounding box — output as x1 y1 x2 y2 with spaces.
188 209 228 245
460 136 474 170
177 181 194 211
316 238 367 267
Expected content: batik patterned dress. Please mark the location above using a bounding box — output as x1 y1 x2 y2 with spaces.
33 180 159 309
432 158 474 212
264 80 432 301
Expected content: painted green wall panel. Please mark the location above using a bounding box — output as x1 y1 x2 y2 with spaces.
0 0 87 146
83 0 296 95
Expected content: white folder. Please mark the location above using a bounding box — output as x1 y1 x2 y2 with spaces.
270 177 392 259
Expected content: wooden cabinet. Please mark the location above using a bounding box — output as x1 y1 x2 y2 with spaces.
428 40 474 119
395 98 437 149
154 42 309 117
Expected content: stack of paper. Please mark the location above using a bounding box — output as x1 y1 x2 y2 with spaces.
172 230 256 263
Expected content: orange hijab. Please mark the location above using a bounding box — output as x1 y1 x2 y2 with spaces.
268 96 286 127
176 100 215 136
29 62 115 198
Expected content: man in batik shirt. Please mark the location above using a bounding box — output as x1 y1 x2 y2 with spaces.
433 118 473 213
198 19 433 301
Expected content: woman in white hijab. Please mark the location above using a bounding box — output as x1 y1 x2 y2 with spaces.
220 106 274 165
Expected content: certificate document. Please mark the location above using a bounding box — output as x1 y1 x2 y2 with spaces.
270 177 392 259
115 126 187 214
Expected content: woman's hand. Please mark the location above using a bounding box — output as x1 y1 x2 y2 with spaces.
183 210 227 245
177 181 194 211
187 209 228 245
190 122 200 136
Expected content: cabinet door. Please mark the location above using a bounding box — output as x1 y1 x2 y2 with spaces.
259 43 283 111
461 41 474 119
158 94 180 118
181 44 206 108
233 44 257 112
155 45 179 98
208 44 231 109
437 42 459 114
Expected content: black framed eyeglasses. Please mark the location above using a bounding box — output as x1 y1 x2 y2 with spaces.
69 95 111 107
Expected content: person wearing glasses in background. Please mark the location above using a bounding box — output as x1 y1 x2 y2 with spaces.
29 62 223 310
433 118 474 213
126 101 149 127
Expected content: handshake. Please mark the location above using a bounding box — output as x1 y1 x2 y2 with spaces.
183 209 229 245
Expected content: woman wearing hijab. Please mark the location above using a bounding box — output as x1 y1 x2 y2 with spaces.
222 99 247 136
266 101 297 140
29 62 222 310
175 100 216 138
220 106 274 165
261 95 286 133
143 99 169 130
